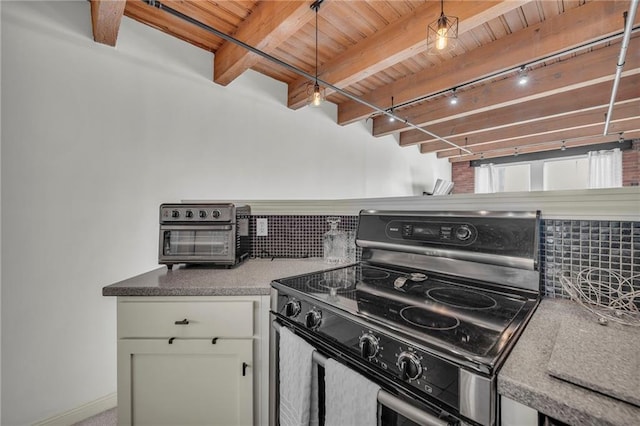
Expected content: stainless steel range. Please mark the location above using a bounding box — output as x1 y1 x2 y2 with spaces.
270 210 541 426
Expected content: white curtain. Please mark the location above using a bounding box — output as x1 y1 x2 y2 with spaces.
587 148 622 189
475 164 504 193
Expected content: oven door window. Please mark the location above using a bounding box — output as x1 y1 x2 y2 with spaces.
163 230 230 257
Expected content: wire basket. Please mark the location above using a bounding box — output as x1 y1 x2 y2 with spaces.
559 267 640 327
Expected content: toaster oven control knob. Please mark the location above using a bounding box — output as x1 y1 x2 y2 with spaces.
359 333 380 360
199 210 207 218
397 351 423 381
211 210 221 218
305 309 322 330
283 300 301 318
185 210 193 218
455 225 472 241
171 210 180 218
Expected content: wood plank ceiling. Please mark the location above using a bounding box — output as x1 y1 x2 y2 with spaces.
91 0 640 162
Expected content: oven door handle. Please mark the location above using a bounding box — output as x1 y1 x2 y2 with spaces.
272 321 451 426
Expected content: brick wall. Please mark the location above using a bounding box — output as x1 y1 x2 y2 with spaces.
622 140 640 187
452 161 474 194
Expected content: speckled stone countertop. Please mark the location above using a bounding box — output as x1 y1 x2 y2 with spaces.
498 298 640 426
102 258 334 296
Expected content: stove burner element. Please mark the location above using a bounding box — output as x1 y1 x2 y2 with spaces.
400 306 460 330
427 287 498 310
360 267 391 280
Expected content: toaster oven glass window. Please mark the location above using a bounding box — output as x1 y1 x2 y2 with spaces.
163 231 230 256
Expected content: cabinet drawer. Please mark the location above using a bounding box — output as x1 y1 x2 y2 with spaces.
118 300 254 338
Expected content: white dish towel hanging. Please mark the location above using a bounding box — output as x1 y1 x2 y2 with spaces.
324 358 381 426
279 327 316 426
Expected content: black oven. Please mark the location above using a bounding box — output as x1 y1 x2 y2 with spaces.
269 210 540 426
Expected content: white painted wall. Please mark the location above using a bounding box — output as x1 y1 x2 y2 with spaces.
0 1 449 424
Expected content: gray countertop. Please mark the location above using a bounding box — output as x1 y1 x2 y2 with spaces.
102 258 334 296
498 298 640 426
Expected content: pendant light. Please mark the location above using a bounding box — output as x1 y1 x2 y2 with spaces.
307 0 325 107
427 0 458 54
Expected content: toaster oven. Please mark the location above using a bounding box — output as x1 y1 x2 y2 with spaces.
158 203 251 269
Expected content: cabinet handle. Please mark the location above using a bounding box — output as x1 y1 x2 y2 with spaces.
168 337 176 344
212 337 219 344
242 362 250 376
174 318 189 325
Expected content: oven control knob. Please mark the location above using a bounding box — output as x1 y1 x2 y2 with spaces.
455 225 472 241
305 309 322 330
185 210 193 218
171 210 180 218
211 210 221 219
283 300 301 318
199 210 207 218
359 333 380 360
397 351 423 381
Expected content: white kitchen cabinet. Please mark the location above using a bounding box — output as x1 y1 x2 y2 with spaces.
117 296 269 426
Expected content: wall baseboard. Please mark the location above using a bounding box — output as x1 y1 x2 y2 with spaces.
32 393 116 426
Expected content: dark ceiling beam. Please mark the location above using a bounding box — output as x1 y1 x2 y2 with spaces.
373 36 640 137
403 75 640 149
446 129 640 163
337 0 638 126
214 1 313 86
90 0 126 46
286 0 527 110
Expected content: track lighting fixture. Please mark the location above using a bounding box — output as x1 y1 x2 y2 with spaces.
307 0 325 107
514 147 519 157
619 133 624 143
518 66 529 86
389 96 395 122
450 88 458 105
561 141 566 151
427 0 458 53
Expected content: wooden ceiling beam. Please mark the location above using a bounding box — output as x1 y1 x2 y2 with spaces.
401 75 640 148
421 98 640 157
373 37 640 137
124 1 221 52
286 0 527 110
214 1 313 86
436 108 640 158
338 0 638 126
90 0 126 46
446 130 640 163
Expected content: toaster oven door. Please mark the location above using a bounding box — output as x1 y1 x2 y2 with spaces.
159 225 236 266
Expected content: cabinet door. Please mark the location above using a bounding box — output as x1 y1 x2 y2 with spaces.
118 338 253 426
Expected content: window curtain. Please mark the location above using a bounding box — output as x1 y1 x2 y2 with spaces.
587 148 622 189
475 164 504 193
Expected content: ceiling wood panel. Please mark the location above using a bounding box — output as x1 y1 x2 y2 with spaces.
92 0 638 160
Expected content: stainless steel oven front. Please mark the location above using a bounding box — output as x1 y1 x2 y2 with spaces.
269 293 461 426
158 203 250 268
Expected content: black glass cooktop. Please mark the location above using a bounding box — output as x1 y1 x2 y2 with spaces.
275 263 532 359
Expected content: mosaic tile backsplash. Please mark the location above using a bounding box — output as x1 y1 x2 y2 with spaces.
250 215 359 260
249 215 639 299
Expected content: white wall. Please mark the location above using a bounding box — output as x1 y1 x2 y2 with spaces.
0 1 449 424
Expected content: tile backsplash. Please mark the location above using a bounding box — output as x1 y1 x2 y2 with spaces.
250 215 639 299
250 215 358 260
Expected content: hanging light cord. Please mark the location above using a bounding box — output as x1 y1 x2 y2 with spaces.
141 0 471 154
313 1 320 85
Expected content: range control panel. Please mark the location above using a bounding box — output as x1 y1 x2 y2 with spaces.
388 221 477 245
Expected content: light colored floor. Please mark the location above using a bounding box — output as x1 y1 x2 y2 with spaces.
72 408 117 426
